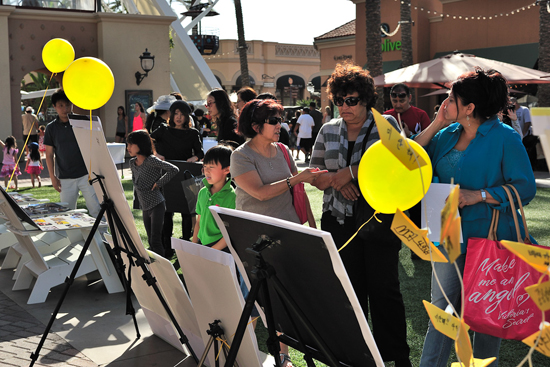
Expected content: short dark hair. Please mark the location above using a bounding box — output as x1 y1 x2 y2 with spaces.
326 61 377 110
390 83 410 95
237 87 257 103
309 101 317 108
302 107 310 114
204 144 233 169
238 99 284 138
451 67 508 121
51 89 71 106
127 130 154 156
195 109 204 117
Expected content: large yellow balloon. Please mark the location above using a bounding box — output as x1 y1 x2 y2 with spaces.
63 57 115 110
42 38 75 73
358 139 432 214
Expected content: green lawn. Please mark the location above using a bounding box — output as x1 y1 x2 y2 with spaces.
15 183 550 367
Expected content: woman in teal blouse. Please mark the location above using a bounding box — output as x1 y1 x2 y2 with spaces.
415 68 536 367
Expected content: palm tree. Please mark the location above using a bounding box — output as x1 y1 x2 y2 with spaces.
538 0 550 107
366 0 384 112
234 0 250 87
400 0 415 104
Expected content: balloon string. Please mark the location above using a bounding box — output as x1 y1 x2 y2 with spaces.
8 73 56 191
338 211 380 252
89 111 92 181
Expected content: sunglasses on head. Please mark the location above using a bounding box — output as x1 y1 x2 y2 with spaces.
265 116 283 125
333 96 361 107
390 92 408 99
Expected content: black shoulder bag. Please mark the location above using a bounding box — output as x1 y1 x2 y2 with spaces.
354 120 394 240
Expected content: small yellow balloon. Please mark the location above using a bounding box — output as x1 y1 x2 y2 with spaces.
358 139 432 214
63 57 115 110
42 38 75 73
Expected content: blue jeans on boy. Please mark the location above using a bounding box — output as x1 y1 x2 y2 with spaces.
419 248 501 367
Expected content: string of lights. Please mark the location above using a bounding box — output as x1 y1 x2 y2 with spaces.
393 0 548 21
202 51 238 61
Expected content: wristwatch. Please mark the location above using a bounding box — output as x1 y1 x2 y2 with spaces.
480 189 487 202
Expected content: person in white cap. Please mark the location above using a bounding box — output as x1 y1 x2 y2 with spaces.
21 106 39 154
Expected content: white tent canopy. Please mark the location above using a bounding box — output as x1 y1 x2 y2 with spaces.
20 89 56 100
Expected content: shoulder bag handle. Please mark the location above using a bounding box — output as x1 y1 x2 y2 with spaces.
487 209 499 241
503 184 531 244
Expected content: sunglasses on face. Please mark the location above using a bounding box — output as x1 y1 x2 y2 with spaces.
205 101 215 108
265 116 283 125
390 92 408 99
333 96 361 107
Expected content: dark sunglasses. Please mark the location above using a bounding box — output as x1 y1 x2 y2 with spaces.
333 96 361 107
390 92 408 99
265 116 283 125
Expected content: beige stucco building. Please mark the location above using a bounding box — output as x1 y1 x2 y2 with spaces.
204 39 321 106
1 6 175 142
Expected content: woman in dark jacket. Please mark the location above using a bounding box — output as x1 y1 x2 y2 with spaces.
151 100 204 257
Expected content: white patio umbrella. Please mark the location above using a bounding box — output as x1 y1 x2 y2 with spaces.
374 52 550 89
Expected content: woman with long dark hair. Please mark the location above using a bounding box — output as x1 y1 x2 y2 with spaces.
415 68 536 367
132 102 147 132
205 88 245 146
151 100 204 257
116 106 128 142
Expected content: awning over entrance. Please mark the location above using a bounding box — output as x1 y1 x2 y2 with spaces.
433 43 539 69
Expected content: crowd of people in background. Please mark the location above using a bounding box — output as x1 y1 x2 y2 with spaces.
7 59 544 367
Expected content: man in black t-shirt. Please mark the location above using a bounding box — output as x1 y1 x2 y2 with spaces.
44 89 100 218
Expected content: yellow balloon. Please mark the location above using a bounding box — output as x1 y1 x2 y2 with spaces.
358 139 432 214
42 38 75 73
63 57 115 110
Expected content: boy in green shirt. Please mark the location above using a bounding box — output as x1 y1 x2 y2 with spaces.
192 145 235 251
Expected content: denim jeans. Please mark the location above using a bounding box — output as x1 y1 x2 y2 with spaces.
419 248 501 367
60 174 101 218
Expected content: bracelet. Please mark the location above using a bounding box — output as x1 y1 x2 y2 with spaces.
349 165 355 180
286 176 292 190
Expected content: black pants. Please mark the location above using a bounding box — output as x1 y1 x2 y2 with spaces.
321 212 410 362
162 212 193 256
143 201 166 257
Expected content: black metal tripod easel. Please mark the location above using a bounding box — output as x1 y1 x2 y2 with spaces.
224 235 341 367
28 174 199 367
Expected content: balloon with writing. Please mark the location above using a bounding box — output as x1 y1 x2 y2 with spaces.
62 57 115 111
42 38 75 73
358 139 432 214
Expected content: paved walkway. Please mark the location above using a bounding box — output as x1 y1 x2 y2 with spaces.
0 291 99 367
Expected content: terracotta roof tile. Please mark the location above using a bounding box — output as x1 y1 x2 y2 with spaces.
315 19 356 41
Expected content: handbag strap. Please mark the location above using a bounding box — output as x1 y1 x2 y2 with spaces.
487 209 499 241
359 118 378 155
502 184 530 243
505 184 531 241
277 143 292 171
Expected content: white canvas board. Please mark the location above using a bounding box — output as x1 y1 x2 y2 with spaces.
531 108 550 172
421 183 463 243
72 124 197 357
210 206 384 367
146 250 205 357
172 238 266 367
70 116 149 260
